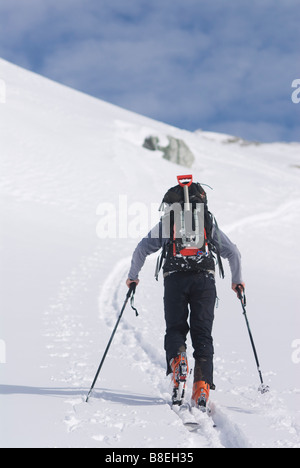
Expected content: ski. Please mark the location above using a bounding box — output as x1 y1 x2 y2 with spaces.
191 404 217 430
172 402 199 430
172 401 216 432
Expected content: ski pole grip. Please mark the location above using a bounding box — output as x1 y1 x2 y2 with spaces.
127 281 137 299
236 284 246 305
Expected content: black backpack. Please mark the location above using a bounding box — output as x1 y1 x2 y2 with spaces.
155 175 224 279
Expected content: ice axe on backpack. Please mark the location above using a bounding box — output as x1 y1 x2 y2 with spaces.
236 285 269 394
177 174 193 211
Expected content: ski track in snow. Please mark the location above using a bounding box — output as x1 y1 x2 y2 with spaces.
93 256 253 448
42 252 243 447
222 199 300 235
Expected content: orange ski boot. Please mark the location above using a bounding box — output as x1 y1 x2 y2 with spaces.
170 352 189 406
191 381 210 410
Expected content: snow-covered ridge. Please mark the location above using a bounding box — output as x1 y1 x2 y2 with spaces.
0 57 299 448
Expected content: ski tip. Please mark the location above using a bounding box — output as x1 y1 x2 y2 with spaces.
184 422 200 432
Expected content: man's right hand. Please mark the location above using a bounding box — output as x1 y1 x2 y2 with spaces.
232 282 245 297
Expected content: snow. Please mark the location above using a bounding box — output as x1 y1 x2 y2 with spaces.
0 57 300 449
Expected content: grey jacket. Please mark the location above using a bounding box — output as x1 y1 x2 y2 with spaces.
128 221 243 284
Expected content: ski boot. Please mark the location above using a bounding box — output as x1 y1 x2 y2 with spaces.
170 352 189 406
191 381 210 411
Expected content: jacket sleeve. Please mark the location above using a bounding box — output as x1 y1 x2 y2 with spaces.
128 223 164 280
212 227 243 284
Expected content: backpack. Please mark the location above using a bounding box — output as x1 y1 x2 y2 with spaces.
155 175 224 279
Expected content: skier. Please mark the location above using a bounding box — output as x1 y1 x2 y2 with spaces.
126 175 244 410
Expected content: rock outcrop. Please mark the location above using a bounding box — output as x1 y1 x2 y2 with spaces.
143 135 194 168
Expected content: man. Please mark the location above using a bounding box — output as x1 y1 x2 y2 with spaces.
126 176 244 409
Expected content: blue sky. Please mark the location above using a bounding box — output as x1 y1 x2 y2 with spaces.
0 0 299 142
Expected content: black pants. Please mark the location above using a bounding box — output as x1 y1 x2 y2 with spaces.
164 271 216 386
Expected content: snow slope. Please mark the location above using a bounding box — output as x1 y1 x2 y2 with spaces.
0 57 299 448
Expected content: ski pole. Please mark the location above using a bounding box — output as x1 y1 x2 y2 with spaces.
236 285 269 394
86 282 138 402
